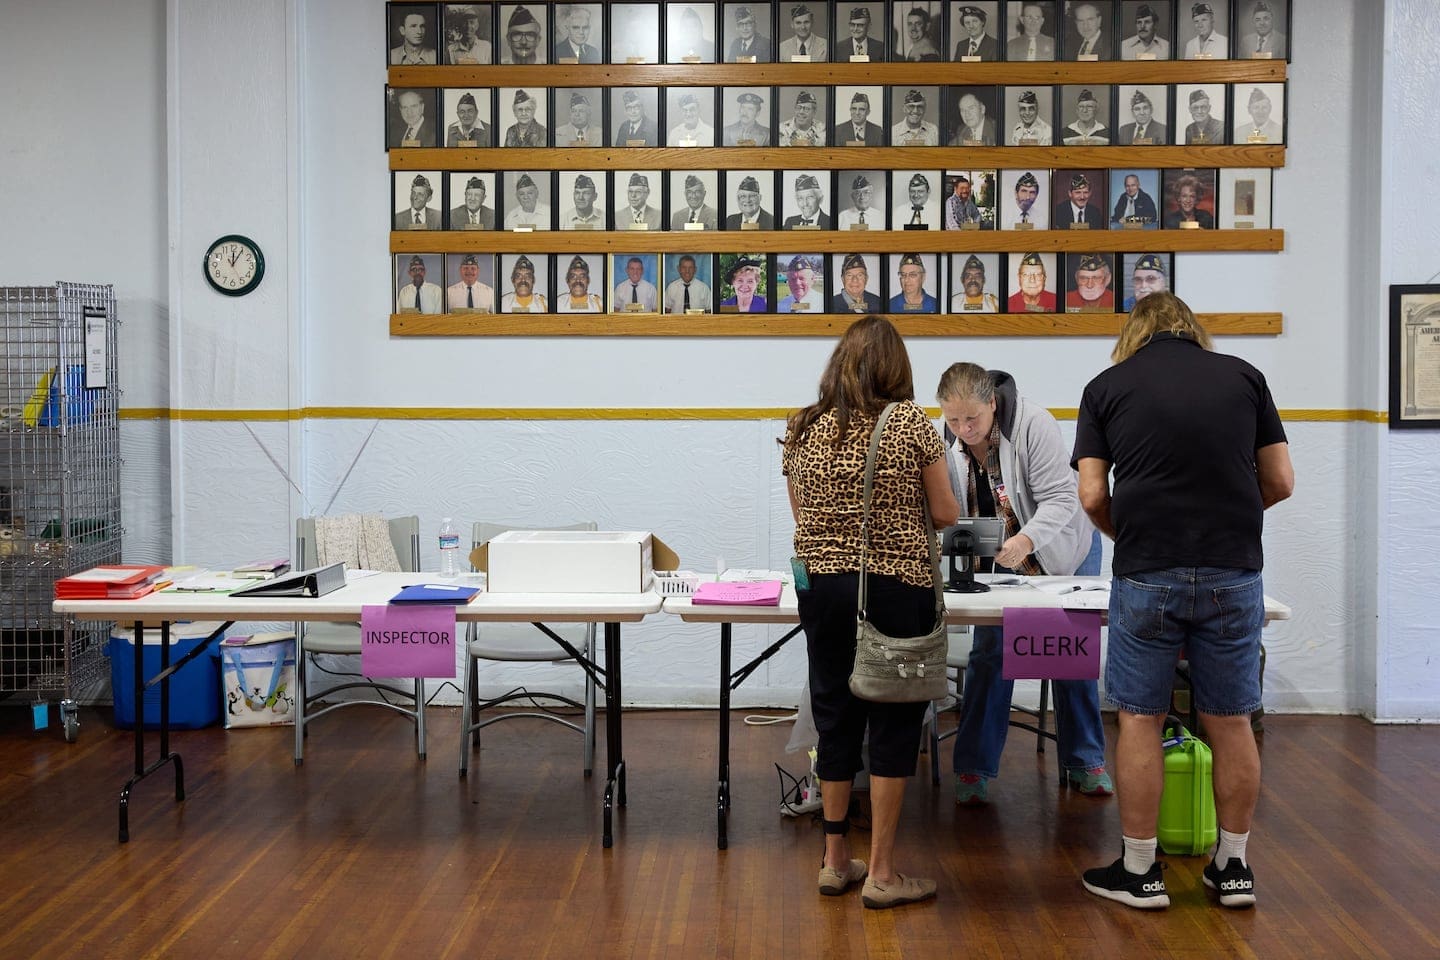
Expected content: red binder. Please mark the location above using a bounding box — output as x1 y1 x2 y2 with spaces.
55 564 168 599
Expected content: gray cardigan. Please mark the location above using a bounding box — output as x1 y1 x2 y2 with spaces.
943 370 1094 576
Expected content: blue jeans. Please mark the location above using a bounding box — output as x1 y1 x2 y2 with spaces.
1105 566 1264 716
952 531 1106 778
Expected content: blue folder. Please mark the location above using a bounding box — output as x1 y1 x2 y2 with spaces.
389 583 481 604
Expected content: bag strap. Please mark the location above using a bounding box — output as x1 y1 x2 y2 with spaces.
857 402 945 624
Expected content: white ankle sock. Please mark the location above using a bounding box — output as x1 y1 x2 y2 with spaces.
1122 836 1157 875
1216 828 1249 867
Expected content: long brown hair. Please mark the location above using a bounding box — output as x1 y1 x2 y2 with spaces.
785 316 916 447
1112 291 1213 363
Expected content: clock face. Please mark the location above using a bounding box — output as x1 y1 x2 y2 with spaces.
204 235 265 296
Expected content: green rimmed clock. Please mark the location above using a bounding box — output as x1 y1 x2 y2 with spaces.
203 235 265 296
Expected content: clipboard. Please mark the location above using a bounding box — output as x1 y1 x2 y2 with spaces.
231 562 347 598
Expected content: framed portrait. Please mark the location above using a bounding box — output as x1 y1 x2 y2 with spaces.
1059 84 1113 145
1005 251 1058 312
611 3 662 63
1234 82 1285 144
1161 168 1218 229
837 170 887 231
893 2 945 61
666 88 717 147
721 3 773 63
1063 252 1117 313
1177 0 1230 59
1107 169 1162 229
1115 84 1170 144
943 170 998 230
1218 167 1272 229
831 252 884 313
1006 0 1058 60
441 88 493 148
716 254 770 313
1119 252 1174 310
720 87 773 146
662 253 716 314
1002 86 1055 145
611 254 661 312
554 88 605 147
774 254 827 313
777 3 828 61
946 85 999 146
500 170 553 231
950 2 1002 60
552 4 603 63
893 170 942 231
776 86 828 147
394 170 443 231
496 3 547 63
499 253 549 313
446 171 497 230
1389 285 1440 427
1118 0 1173 59
388 3 440 65
1063 0 1116 60
395 253 444 315
1235 0 1287 59
1175 83 1226 144
890 86 943 146
556 253 606 313
667 3 718 63
445 253 497 314
888 253 941 314
615 170 664 231
834 85 886 147
999 168 1050 230
612 88 661 147
948 252 1003 313
1052 168 1108 230
835 2 886 61
723 170 777 230
781 170 832 230
497 87 548 148
441 4 493 64
558 171 607 231
669 171 720 231
386 87 440 149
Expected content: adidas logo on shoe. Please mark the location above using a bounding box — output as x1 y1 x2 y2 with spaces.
1142 880 1167 893
1203 857 1257 908
1220 878 1253 891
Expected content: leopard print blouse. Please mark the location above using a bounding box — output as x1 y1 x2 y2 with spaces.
781 400 945 589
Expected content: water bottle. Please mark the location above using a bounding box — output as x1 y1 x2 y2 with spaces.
438 517 460 579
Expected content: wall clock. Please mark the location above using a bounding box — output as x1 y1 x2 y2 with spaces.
203 235 265 296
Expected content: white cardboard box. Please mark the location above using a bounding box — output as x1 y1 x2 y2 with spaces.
482 530 673 593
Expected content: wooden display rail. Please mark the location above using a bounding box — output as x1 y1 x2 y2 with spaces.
391 311 1281 338
390 60 1286 88
391 228 1282 254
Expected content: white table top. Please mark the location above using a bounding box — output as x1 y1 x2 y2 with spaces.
54 572 663 624
663 575 1293 626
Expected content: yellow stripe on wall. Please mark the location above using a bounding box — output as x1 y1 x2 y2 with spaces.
121 407 1388 423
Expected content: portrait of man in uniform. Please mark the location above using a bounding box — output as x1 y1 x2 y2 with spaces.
554 89 604 147
663 254 715 313
1005 87 1054 146
724 4 773 62
894 3 944 61
889 253 939 313
782 172 832 229
1238 0 1286 58
1121 253 1172 310
669 172 719 231
722 89 772 146
951 3 1001 60
443 90 491 148
1007 1 1056 60
837 172 886 230
559 172 606 231
501 171 552 230
610 3 662 63
388 88 438 148
447 172 497 230
553 4 603 62
612 88 660 147
949 253 1001 313
1235 85 1284 144
1108 170 1160 229
611 254 659 312
1177 84 1225 144
498 4 547 63
446 253 496 314
557 255 605 313
1119 2 1171 59
667 89 717 147
615 171 663 231
724 172 775 229
394 172 441 230
667 4 718 62
498 88 547 147
1065 253 1116 312
395 254 443 314
1179 1 1229 59
836 4 885 60
777 88 828 146
441 4 493 65
833 87 885 146
1116 85 1169 144
893 172 941 231
779 3 828 61
831 252 883 313
775 254 826 312
389 4 438 64
1060 86 1111 145
999 169 1050 230
891 88 942 146
1006 252 1057 312
499 254 549 313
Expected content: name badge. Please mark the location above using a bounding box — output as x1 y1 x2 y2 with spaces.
789 303 808 312
401 139 421 148
1138 52 1157 60
407 222 428 230
1180 220 1201 229
569 136 588 146
1235 220 1256 230
626 139 647 147
571 223 595 230
846 139 866 147
904 224 930 231
1018 137 1038 146
904 137 926 147
962 138 985 147
624 303 646 312
720 305 740 312
738 55 757 64
1248 131 1269 143
684 222 705 231
1015 222 1035 231
1132 137 1153 146
683 55 702 63
902 303 925 311
737 138 756 147
398 306 419 314
678 138 697 147
512 304 530 313
848 223 869 231
964 302 983 311
790 54 811 63
457 139 478 148
1026 303 1046 312
1251 51 1274 59
450 307 477 315
512 225 534 232
1069 222 1090 230
558 57 579 64
1192 133 1210 144
1123 221 1146 230
460 222 484 231
794 223 820 231
1079 53 1099 61
961 54 981 63
685 308 706 315
960 222 980 231
1194 52 1214 60
626 56 646 64
455 55 478 64
628 222 650 231
849 54 870 62
741 222 760 230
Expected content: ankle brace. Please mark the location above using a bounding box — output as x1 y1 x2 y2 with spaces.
822 818 850 836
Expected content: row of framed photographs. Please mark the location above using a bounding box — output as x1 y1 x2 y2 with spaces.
394 250 1175 316
386 81 1286 149
395 166 1273 233
387 1 1289 66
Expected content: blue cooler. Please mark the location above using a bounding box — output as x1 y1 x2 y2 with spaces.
107 622 226 729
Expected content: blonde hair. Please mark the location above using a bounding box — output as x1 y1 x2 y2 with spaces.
1112 291 1213 363
935 362 994 404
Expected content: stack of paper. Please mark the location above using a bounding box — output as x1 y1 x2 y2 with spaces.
233 558 291 579
55 564 169 599
692 580 784 606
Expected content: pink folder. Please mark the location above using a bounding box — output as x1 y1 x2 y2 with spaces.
691 580 784 606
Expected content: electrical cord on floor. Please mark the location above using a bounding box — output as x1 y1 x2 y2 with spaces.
743 710 799 726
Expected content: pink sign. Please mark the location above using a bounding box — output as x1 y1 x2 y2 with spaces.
360 604 457 678
1002 608 1102 680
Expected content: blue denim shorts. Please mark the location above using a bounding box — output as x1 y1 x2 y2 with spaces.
1104 567 1264 717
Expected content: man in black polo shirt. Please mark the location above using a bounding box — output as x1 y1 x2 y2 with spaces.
1070 292 1293 912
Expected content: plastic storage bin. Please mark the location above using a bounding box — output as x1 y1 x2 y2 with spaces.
1157 718 1217 855
107 621 225 729
220 633 297 728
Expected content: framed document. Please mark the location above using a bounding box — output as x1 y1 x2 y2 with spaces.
891 170 942 231
948 253 1003 313
666 3 718 62
778 3 828 61
1119 252 1174 311
833 85 885 147
612 87 661 147
611 3 662 63
723 170 777 230
831 252 884 314
395 253 445 315
611 254 661 312
1004 252 1059 313
1178 0 1231 59
552 4 604 62
1058 84 1113 145
1006 0 1058 60
836 170 887 231
893 2 944 61
441 88 493 148
891 86 943 146
1052 167 1108 230
500 170 554 231
716 253 769 313
887 253 941 314
499 253 550 313
386 86 440 149
1235 0 1287 59
388 3 441 65
614 170 664 231
1161 168 1217 229
1003 86 1055 146
1218 167 1272 229
666 87 718 147
950 2 1002 60
774 254 826 313
943 170 998 230
1175 82 1227 144
721 3 773 63
1116 84 1170 145
393 170 443 230
1233 82 1285 144
1063 252 1117 313
441 4 493 64
662 254 716 313
946 85 999 146
554 87 605 147
720 87 773 146
556 254 606 313
558 171 608 231
497 3 547 63
1063 0 1116 59
1107 169 1162 229
1119 0 1173 60
445 253 496 314
999 168 1050 230
780 170 832 230
446 171 497 230
1389 285 1440 428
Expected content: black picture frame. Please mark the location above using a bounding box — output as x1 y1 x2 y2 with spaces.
1062 0 1116 60
393 169 443 230
496 2 548 62
615 169 664 231
892 169 942 231
1058 84 1113 145
1115 83 1170 144
611 253 661 312
388 3 441 65
1118 251 1175 310
1177 0 1230 59
1062 251 1117 313
887 253 941 314
610 3 662 63
1233 81 1286 145
1389 285 1440 428
556 252 607 313
1000 85 1055 145
837 169 887 231
830 251 884 313
999 167 1050 230
890 86 944 145
1052 167 1108 230
774 253 827 313
892 2 946 62
661 253 717 314
669 170 720 231
948 252 1004 313
1175 82 1227 144
500 170 554 231
1234 0 1288 60
1118 0 1173 59
721 3 774 62
553 87 606 147
1004 251 1059 313
943 169 998 230
716 253 770 313
446 171 498 230
557 170 608 231
1161 167 1218 229
776 85 829 146
946 85 1000 146
611 87 662 147
496 86 549 147
1107 168 1162 229
834 1 886 61
498 253 550 313
666 3 718 63
723 169 777 230
777 2 829 61
386 86 441 150
552 4 604 63
440 3 494 64
666 87 718 147
444 252 497 314
720 86 774 146
780 169 833 230
441 87 494 148
395 253 445 315
950 2 1003 60
1006 0 1058 60
1217 167 1272 229
833 84 886 147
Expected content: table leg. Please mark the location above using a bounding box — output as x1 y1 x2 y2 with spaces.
601 621 624 848
718 622 731 850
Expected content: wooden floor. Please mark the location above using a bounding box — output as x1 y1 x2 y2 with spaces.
1 706 1438 960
